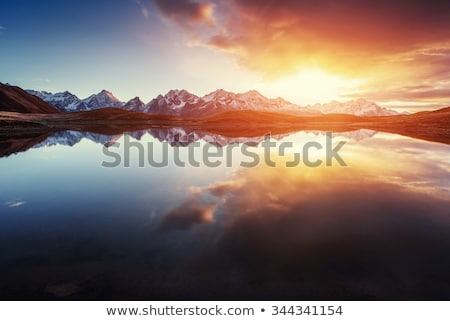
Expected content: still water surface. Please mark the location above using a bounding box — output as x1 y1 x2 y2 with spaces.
0 129 449 299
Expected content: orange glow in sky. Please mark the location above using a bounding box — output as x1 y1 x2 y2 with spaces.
3 1 450 111
254 69 362 105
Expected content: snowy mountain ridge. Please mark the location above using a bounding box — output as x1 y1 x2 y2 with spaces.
26 88 398 116
308 98 397 116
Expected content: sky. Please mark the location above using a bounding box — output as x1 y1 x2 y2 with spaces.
1 0 450 111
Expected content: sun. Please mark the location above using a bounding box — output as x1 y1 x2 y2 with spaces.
255 69 361 105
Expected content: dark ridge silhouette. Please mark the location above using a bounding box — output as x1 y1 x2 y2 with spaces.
0 82 60 114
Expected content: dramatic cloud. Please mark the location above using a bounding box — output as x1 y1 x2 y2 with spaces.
158 187 216 232
152 0 215 26
183 136 450 215
151 0 450 105
152 0 450 73
145 140 450 298
158 203 216 232
342 46 450 105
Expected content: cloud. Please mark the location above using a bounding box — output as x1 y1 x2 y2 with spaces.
219 1 450 74
158 187 216 232
343 46 450 105
141 7 150 18
158 203 216 232
134 0 151 19
208 179 450 298
149 140 450 298
349 86 450 104
152 0 215 26
151 0 450 103
5 200 26 208
180 136 450 217
152 1 450 74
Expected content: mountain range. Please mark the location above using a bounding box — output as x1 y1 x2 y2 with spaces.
26 89 123 112
25 87 398 117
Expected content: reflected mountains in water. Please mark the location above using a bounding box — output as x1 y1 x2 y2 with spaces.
1 83 450 300
1 130 449 300
0 127 379 158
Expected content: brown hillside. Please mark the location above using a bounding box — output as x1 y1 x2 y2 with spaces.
0 83 60 114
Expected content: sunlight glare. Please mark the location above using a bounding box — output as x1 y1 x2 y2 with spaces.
255 69 361 105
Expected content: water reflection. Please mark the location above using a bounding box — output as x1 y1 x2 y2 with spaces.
0 128 379 158
0 133 49 157
160 158 449 299
0 129 449 300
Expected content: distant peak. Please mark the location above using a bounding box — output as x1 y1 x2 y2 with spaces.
243 89 262 95
165 89 182 96
124 96 145 107
241 90 265 98
207 89 233 96
215 89 228 93
94 89 121 102
179 89 192 95
98 89 114 96
164 89 194 98
128 96 144 104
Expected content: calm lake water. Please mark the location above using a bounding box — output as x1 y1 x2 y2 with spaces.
1 129 449 300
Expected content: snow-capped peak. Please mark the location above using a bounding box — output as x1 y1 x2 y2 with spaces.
123 97 146 112
309 98 398 116
202 89 233 101
26 89 86 112
83 90 123 110
146 89 200 114
240 90 266 99
126 96 144 105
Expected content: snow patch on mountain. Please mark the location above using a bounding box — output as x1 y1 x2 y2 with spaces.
123 97 146 112
146 89 201 115
83 90 123 110
26 90 88 112
26 89 124 112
